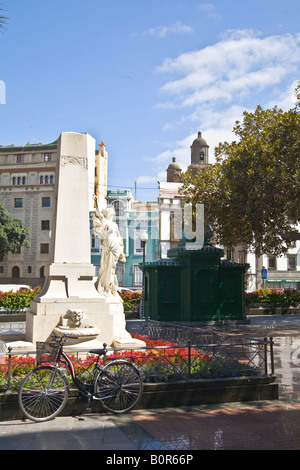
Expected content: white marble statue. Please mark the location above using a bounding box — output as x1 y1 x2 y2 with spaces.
93 195 126 298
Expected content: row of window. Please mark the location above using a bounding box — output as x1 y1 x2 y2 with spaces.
227 250 298 271
5 262 143 285
91 230 147 256
40 175 54 184
0 266 46 278
9 242 50 256
14 197 51 208
16 153 53 163
12 220 51 232
12 176 27 185
11 174 54 185
268 255 297 271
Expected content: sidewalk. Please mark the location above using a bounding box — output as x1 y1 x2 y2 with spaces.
0 414 139 450
1 314 300 450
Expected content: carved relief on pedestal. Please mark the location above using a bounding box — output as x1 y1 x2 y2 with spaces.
61 155 88 171
53 309 100 339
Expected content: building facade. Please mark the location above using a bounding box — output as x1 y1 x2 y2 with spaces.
0 141 58 286
247 241 300 291
0 134 107 287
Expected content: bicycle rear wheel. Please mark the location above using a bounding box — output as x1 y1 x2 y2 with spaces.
18 365 69 422
94 360 143 414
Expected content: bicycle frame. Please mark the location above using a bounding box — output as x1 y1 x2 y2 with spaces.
53 344 103 399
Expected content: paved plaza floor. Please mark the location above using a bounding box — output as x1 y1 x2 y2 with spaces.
1 314 300 451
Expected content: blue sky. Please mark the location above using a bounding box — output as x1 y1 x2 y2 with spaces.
0 0 299 201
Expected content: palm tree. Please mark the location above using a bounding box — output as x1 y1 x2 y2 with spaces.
0 7 7 31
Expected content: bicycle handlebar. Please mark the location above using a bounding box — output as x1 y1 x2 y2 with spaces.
50 333 78 346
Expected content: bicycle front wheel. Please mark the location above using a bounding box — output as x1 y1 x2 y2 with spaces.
94 360 143 414
18 366 69 422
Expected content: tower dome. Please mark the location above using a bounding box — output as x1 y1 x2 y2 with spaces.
167 157 182 182
188 131 210 177
191 131 208 147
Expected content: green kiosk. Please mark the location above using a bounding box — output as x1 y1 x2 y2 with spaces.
142 239 249 323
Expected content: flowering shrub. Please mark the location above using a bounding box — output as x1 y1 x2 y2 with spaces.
245 289 300 306
4 355 36 376
0 286 40 311
118 290 141 312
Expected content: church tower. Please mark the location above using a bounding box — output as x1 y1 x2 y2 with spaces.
188 131 209 177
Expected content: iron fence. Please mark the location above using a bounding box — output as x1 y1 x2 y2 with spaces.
142 319 239 344
0 308 27 336
143 320 274 376
0 322 26 335
0 331 274 393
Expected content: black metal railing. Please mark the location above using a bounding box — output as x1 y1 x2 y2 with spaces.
0 332 274 393
141 319 275 377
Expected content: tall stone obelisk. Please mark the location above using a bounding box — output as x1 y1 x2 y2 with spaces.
36 132 98 301
26 132 144 348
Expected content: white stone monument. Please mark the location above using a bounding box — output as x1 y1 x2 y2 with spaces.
23 132 145 349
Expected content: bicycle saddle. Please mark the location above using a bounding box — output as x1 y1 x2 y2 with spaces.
89 343 107 356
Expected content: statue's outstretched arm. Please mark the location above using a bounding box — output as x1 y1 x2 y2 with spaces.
93 194 103 219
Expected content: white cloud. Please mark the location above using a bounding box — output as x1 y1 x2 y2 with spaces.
266 80 299 110
136 174 158 184
137 171 166 184
150 149 173 163
142 30 300 186
198 3 222 21
143 21 193 38
157 31 300 108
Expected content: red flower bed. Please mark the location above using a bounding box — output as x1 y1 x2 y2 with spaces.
105 333 211 366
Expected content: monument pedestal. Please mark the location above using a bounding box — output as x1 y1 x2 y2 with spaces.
25 263 145 348
26 295 144 349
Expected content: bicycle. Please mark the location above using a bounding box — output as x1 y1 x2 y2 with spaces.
18 333 143 422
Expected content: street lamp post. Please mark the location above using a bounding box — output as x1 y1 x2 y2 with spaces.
139 231 148 320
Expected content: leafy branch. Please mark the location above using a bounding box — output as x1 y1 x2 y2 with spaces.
0 6 7 31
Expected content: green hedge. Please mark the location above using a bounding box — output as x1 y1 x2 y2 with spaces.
0 286 40 311
245 289 300 306
0 287 140 312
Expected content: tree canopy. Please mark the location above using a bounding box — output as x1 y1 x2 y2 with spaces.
0 202 30 261
180 83 300 257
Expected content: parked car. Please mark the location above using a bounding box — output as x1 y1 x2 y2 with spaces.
0 284 30 293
